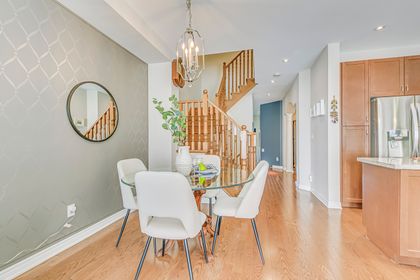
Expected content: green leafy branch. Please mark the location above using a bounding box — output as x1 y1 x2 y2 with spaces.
152 94 187 146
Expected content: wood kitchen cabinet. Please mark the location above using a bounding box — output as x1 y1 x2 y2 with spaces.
341 126 369 207
405 56 420 95
341 61 368 126
369 58 404 97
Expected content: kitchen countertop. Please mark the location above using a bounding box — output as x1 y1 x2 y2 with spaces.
357 157 420 170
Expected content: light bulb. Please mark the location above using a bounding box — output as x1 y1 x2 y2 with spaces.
195 46 199 52
182 43 185 50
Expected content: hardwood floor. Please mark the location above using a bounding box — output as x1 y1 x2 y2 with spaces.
18 171 420 280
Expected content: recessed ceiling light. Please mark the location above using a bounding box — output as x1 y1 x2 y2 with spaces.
271 80 275 83
273 73 281 77
283 58 289 63
267 93 271 96
375 25 386 31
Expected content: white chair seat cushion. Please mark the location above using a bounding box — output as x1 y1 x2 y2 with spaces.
144 212 206 240
213 197 242 217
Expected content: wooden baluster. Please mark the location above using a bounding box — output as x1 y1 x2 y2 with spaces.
249 132 257 170
226 120 231 162
209 104 214 154
242 51 245 84
109 101 115 132
101 116 105 139
202 91 209 152
220 113 225 164
197 100 202 151
215 107 220 157
235 59 238 92
234 126 238 166
240 125 248 170
191 102 195 151
251 49 254 79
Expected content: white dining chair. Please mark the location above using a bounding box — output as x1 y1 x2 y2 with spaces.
191 154 221 216
116 158 147 247
134 171 208 280
211 160 269 264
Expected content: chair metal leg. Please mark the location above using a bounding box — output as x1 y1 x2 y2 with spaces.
211 216 221 254
153 238 157 256
200 229 208 263
183 239 194 280
161 239 165 256
116 209 130 247
251 218 265 264
217 217 222 236
209 197 213 216
134 236 152 280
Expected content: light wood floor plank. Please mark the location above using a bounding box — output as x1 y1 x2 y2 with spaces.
18 170 420 280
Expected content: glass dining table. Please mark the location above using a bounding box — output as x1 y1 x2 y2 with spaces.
120 165 254 243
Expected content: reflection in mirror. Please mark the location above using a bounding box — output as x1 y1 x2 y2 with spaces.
67 82 118 142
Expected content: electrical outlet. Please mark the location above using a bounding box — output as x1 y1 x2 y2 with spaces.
276 156 279 162
309 175 313 183
67 204 76 218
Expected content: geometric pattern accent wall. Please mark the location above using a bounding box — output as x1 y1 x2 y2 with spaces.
0 0 148 268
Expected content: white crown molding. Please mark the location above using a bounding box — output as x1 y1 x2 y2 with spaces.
0 209 127 280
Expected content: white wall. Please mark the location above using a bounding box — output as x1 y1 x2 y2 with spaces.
148 62 177 171
227 90 254 130
297 70 312 191
180 51 239 101
310 47 329 203
327 43 341 207
309 43 341 209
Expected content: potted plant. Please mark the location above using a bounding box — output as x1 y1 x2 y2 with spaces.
152 94 192 176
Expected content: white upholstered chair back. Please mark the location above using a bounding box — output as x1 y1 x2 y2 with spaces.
135 171 203 238
117 158 147 210
236 161 269 218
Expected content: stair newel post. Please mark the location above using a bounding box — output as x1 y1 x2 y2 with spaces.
240 125 248 170
249 131 256 171
202 90 209 153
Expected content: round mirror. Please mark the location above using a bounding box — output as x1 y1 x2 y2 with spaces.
67 81 119 142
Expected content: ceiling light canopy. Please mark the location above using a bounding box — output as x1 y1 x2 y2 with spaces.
271 80 275 83
375 25 386 31
282 58 289 63
176 0 205 86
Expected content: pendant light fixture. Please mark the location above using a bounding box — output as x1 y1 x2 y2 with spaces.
176 0 205 86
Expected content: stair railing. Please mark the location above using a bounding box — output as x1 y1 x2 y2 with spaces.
180 90 256 170
216 49 254 108
84 101 116 141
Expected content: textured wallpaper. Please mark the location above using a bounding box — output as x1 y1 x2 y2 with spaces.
0 0 148 267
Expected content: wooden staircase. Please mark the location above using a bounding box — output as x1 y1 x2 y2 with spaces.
179 91 256 170
216 49 256 111
84 101 117 141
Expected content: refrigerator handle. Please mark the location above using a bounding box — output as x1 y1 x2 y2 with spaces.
410 103 419 158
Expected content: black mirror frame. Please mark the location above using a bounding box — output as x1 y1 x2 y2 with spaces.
66 81 119 143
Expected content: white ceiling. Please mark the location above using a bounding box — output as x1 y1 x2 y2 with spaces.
58 0 420 110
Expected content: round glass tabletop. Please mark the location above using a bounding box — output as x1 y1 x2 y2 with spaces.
121 166 254 193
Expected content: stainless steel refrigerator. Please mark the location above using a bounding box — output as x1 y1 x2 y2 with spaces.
370 96 420 158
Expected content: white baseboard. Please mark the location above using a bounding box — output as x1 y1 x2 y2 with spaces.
0 209 127 280
311 188 342 209
297 183 311 192
272 165 283 170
